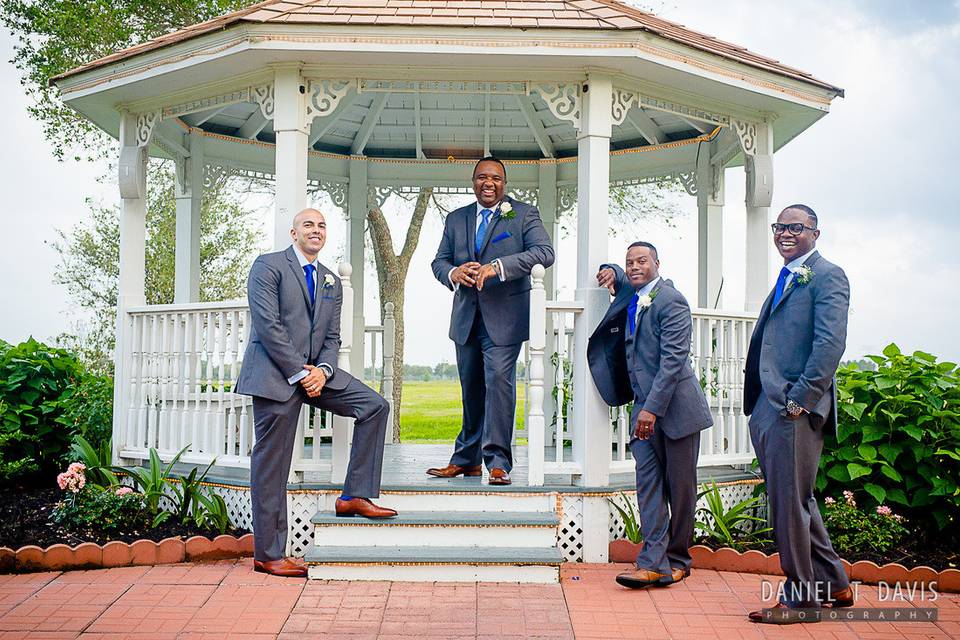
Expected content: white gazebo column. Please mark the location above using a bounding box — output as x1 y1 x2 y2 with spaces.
113 111 150 464
742 121 774 311
697 142 724 309
346 158 367 380
537 162 559 299
273 66 309 249
573 72 613 562
174 130 203 303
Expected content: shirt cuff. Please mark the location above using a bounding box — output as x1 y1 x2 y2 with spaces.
287 369 308 385
317 363 334 377
447 267 460 291
494 259 506 281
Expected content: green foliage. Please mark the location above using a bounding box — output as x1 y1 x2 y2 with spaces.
52 485 150 536
195 492 231 535
69 435 118 488
608 492 643 544
169 459 216 525
820 344 960 532
120 445 188 519
695 480 772 551
0 338 85 482
57 374 113 450
1 0 256 160
821 493 908 556
50 166 261 362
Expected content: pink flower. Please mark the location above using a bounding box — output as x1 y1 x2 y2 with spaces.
876 505 893 517
115 487 134 497
56 473 69 490
843 490 856 507
824 497 836 505
67 462 86 474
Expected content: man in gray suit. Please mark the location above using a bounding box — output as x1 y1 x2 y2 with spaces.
427 157 555 485
744 204 853 624
588 242 713 588
235 208 396 578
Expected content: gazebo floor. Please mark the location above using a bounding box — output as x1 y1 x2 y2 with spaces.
187 443 754 491
1 559 953 639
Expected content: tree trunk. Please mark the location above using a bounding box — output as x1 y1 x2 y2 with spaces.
366 187 432 442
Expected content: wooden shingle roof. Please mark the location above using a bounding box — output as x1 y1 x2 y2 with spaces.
54 0 842 95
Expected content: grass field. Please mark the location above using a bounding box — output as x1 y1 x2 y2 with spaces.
387 379 527 442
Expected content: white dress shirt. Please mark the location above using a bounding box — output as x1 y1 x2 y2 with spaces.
447 202 508 288
287 244 334 385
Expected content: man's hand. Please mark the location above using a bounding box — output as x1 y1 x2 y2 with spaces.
300 365 327 398
634 410 657 440
475 263 498 291
596 267 617 294
451 262 481 288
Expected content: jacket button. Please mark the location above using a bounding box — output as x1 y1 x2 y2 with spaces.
762 367 769 372
303 353 308 359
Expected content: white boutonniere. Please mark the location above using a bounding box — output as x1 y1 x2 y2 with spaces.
498 201 516 220
638 289 659 309
323 273 336 289
792 265 814 287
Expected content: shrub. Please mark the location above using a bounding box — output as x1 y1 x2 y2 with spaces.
822 491 908 556
695 480 772 551
0 338 85 482
51 462 149 536
57 373 113 452
819 344 960 533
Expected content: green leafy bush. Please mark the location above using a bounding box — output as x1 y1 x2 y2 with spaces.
695 480 772 550
822 491 908 555
57 373 113 451
819 344 960 532
608 492 642 543
0 338 85 481
52 484 149 536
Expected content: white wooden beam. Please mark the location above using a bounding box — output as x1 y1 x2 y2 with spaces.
182 105 228 127
152 128 191 159
681 116 712 134
309 90 359 147
236 110 269 140
516 95 556 158
414 91 424 159
350 93 389 155
484 93 491 157
625 108 664 145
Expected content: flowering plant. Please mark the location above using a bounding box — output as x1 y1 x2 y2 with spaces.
822 491 907 555
56 462 86 494
498 201 516 220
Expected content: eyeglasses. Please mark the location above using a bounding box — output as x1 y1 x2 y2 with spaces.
771 222 817 235
473 174 504 184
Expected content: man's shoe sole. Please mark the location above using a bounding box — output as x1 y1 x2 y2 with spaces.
615 575 659 589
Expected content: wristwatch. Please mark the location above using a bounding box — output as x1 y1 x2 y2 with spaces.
489 261 501 276
785 399 805 417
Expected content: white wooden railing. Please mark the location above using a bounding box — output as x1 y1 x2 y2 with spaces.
115 263 369 482
526 265 758 485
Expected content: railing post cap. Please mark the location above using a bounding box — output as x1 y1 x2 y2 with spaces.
531 264 546 280
338 262 353 278
384 302 395 313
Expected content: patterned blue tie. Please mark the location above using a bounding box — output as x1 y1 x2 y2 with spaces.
772 266 791 306
303 263 316 306
626 293 639 335
475 208 493 254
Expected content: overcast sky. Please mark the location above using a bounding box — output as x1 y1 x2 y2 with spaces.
1 0 958 366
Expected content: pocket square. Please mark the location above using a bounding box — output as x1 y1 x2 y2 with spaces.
491 231 512 243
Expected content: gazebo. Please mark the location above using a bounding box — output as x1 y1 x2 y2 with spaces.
53 0 842 578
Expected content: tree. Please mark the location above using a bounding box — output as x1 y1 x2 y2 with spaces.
366 188 432 441
50 163 262 369
1 0 255 160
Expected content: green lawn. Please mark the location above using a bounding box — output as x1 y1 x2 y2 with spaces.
389 379 527 442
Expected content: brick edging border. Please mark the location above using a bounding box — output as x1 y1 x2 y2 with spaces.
0 534 254 573
609 540 960 592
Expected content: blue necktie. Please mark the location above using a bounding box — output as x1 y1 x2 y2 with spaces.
626 293 639 335
475 208 493 253
303 263 316 306
772 266 791 306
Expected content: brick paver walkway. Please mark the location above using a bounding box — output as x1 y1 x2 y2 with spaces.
0 559 956 639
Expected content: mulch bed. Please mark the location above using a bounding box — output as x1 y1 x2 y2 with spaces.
0 485 249 549
697 535 960 573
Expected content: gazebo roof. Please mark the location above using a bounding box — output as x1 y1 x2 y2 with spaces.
55 0 841 95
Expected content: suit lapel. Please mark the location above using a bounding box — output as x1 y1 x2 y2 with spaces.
285 246 313 312
771 251 820 315
634 278 665 331
313 265 328 323
477 197 510 258
465 206 478 261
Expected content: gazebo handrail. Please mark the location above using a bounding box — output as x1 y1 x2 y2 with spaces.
127 300 247 313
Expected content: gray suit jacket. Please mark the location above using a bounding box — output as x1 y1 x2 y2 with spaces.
235 246 350 402
588 266 713 439
744 250 849 431
431 196 555 346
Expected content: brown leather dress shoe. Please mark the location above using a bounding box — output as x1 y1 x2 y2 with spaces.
616 568 666 589
488 468 512 485
824 585 855 607
653 567 689 586
335 497 398 518
748 602 820 624
253 558 308 578
426 464 483 478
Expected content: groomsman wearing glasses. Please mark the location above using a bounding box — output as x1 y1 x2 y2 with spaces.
745 204 855 623
427 157 555 485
